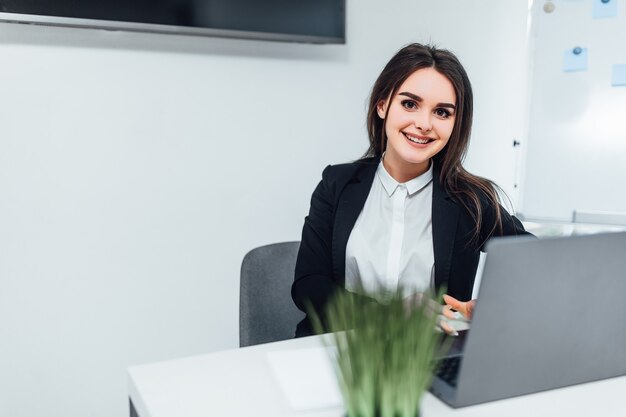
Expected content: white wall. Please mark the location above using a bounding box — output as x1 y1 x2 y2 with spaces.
0 1 529 416
460 0 533 206
522 0 626 220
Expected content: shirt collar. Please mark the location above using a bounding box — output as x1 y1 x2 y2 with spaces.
377 159 433 197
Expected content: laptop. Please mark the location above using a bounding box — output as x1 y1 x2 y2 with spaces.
430 231 626 407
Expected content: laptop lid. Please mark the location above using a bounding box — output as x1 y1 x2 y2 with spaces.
435 232 626 407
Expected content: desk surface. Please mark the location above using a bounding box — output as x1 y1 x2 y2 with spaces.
128 335 626 417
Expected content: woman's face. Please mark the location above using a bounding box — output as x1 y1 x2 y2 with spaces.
377 67 457 181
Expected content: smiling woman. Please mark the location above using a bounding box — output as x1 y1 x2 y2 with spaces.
291 43 532 337
376 67 456 182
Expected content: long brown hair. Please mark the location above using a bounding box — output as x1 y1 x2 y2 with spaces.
364 43 505 243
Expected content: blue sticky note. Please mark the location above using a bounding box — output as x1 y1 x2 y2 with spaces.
563 47 588 72
612 64 626 86
593 0 618 18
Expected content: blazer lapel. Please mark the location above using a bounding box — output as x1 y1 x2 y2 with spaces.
332 162 378 284
330 159 460 290
432 172 460 291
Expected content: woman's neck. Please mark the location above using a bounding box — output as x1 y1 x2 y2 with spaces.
382 155 430 183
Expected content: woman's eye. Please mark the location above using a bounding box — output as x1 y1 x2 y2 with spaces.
434 108 451 118
401 100 417 110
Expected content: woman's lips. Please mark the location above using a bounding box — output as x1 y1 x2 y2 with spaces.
403 132 434 145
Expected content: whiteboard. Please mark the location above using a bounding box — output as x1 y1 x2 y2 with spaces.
522 0 626 221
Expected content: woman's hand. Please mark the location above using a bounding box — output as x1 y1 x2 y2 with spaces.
442 294 476 320
403 293 460 336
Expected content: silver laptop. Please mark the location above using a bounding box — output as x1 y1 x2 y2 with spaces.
430 231 626 407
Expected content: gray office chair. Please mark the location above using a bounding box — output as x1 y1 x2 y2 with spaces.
239 241 305 347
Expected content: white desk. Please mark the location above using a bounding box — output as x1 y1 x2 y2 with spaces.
128 335 626 417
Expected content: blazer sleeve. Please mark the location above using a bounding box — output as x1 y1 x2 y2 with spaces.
291 165 375 326
291 165 339 315
479 201 534 251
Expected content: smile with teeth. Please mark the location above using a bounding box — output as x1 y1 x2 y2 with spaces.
403 133 433 145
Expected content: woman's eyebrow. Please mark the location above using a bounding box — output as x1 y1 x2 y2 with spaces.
399 91 423 102
398 91 456 110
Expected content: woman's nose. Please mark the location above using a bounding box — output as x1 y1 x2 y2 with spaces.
414 112 433 133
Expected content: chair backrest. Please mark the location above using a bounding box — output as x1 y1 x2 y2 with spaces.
239 241 305 347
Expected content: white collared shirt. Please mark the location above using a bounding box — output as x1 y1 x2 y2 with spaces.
345 160 434 301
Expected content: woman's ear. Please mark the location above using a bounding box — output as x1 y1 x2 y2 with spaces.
376 100 387 119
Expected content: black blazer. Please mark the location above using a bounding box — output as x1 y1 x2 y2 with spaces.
291 157 530 337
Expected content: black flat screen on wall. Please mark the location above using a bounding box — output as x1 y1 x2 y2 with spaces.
0 0 345 43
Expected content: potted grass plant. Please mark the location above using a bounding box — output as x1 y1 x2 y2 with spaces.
310 287 446 417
